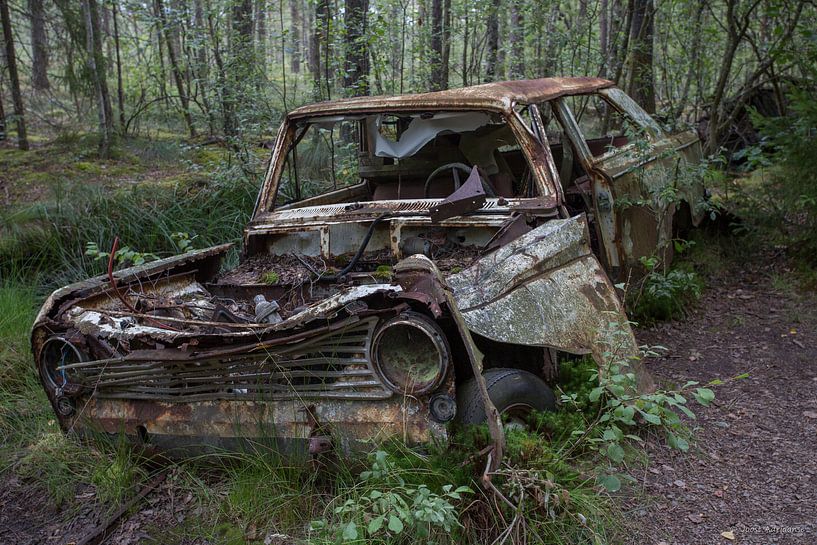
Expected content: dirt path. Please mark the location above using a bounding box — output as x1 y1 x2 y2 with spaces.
627 268 817 544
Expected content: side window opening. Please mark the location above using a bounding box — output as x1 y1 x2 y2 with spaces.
277 118 363 206
274 111 538 208
566 94 645 157
529 102 590 198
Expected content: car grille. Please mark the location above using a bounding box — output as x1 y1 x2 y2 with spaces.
73 318 392 402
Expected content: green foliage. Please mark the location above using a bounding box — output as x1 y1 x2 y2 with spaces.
85 241 159 267
0 281 54 461
311 450 471 543
630 256 703 322
0 157 262 287
739 88 817 268
565 319 715 489
373 265 393 280
261 271 280 284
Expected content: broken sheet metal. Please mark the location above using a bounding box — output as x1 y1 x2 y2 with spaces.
448 215 654 392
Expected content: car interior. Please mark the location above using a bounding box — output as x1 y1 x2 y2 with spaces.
274 96 641 211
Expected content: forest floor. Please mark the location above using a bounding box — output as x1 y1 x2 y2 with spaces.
625 255 817 544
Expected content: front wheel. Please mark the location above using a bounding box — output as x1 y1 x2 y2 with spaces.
457 368 556 428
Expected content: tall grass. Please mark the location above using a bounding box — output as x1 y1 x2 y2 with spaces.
0 281 52 460
0 159 262 288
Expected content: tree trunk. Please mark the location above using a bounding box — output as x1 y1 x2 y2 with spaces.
316 0 331 99
428 0 450 89
1 0 29 150
256 0 267 76
442 0 450 88
308 0 322 99
625 0 655 114
191 0 215 134
156 0 196 137
112 3 126 132
484 0 499 81
343 0 369 96
153 0 169 106
509 0 523 78
0 79 5 140
496 5 505 79
82 0 113 157
599 0 609 76
230 0 253 133
29 0 50 90
289 0 300 73
205 3 233 136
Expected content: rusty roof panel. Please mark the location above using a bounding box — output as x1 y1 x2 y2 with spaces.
288 77 615 118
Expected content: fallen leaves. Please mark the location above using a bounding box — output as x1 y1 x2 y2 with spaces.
721 530 736 540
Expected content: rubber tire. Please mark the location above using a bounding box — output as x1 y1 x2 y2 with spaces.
457 368 557 426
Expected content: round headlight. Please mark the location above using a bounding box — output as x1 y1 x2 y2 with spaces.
372 312 450 395
39 337 86 391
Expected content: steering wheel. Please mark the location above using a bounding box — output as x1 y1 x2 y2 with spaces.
423 162 497 199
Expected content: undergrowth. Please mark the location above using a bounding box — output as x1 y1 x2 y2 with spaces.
0 140 263 288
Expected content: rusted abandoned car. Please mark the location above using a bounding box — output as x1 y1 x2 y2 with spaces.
32 77 704 455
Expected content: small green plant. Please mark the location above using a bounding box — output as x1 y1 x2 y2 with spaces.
85 241 159 268
629 254 702 322
560 319 716 491
170 231 197 253
373 265 392 280
260 271 280 284
311 450 471 543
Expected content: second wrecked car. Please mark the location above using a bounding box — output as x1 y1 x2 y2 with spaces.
32 77 705 456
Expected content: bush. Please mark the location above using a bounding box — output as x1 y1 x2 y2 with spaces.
630 264 703 323
738 87 817 266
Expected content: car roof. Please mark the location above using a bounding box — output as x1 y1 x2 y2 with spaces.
287 77 615 119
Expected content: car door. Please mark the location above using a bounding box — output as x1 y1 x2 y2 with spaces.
552 89 703 280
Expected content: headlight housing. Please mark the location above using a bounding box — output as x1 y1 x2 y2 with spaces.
39 336 86 392
371 312 450 395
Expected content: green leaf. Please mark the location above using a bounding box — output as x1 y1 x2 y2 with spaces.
388 514 404 534
641 411 662 425
368 515 384 534
589 386 605 402
667 431 689 451
694 387 715 406
607 443 625 463
598 474 621 492
678 404 697 419
342 521 358 541
617 405 636 424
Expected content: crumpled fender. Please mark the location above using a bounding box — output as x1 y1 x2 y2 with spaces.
448 214 653 392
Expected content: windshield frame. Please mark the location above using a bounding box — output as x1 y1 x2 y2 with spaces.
252 106 561 218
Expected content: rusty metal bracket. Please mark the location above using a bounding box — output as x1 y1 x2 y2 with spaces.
429 166 487 222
